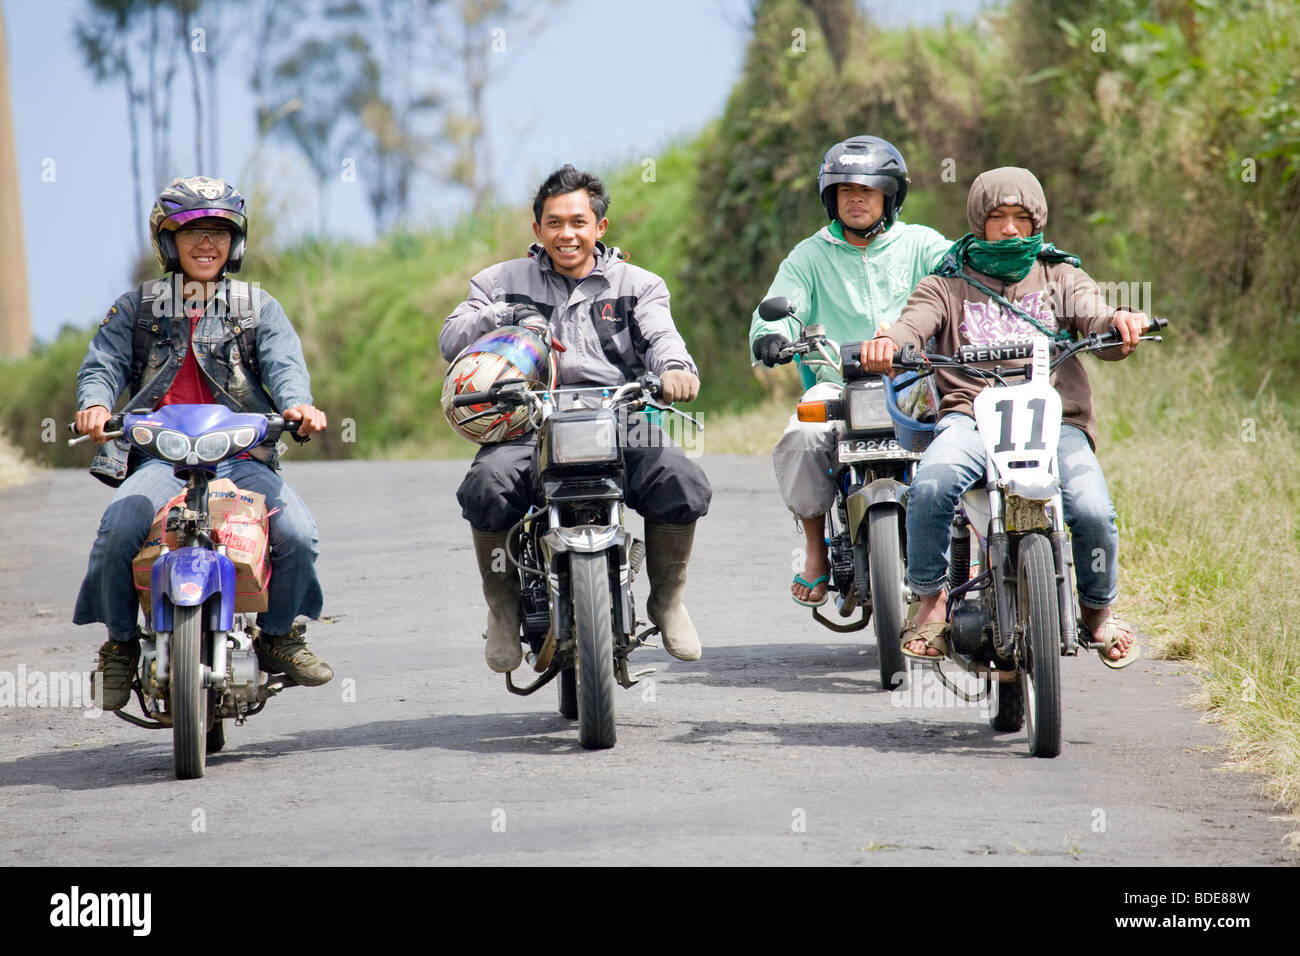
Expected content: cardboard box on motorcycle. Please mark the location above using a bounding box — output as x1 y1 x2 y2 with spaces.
132 478 271 614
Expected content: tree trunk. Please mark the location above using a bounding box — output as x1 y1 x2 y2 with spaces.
0 5 31 358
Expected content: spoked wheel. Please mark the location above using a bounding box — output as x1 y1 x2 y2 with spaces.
570 551 616 750
1016 534 1062 758
867 508 907 690
558 667 578 720
171 604 207 779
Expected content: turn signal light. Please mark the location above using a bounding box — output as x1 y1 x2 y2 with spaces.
796 401 830 423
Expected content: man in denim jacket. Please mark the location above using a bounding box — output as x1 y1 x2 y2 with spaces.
74 176 333 708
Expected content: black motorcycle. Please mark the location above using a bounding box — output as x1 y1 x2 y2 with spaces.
451 374 698 749
757 296 929 689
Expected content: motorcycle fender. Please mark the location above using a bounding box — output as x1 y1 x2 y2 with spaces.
150 547 236 634
541 525 628 556
846 478 907 539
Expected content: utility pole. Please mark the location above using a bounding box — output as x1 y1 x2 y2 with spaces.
0 5 32 358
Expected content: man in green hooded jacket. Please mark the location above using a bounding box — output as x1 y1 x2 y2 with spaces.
749 136 949 607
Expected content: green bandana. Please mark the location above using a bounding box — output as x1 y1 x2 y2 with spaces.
932 234 1082 342
965 234 1042 281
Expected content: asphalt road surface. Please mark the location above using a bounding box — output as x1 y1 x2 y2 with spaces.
0 458 1294 865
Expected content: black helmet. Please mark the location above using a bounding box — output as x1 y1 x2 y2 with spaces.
818 136 909 238
149 176 248 275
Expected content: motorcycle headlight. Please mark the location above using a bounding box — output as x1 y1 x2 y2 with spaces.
232 427 258 450
845 383 892 432
550 416 618 464
155 430 191 461
194 432 232 462
130 426 155 447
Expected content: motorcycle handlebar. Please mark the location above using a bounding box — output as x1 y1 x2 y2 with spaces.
67 411 300 447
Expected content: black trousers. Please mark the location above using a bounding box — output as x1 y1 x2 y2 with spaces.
457 429 712 533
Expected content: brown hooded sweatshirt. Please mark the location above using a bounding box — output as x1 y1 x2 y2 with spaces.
884 167 1124 449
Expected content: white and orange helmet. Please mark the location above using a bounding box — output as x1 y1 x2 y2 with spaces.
441 325 558 443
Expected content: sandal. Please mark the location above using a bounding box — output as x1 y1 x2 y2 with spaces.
1094 614 1141 670
900 619 948 661
792 574 829 608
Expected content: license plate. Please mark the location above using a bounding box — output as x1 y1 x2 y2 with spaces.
837 438 917 463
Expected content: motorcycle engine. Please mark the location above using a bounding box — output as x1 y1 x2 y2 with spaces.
949 601 993 659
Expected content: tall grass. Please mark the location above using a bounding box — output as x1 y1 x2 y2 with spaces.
1092 332 1300 832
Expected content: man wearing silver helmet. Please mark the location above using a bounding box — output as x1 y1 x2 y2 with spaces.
749 136 951 607
74 176 333 708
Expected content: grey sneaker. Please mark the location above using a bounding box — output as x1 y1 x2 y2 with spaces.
93 637 140 711
255 625 333 686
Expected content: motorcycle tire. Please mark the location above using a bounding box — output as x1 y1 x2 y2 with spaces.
989 677 1025 732
570 550 617 750
868 508 907 690
171 604 207 779
1017 534 1062 758
558 667 578 720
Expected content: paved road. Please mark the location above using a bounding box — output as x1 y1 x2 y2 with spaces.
0 458 1294 865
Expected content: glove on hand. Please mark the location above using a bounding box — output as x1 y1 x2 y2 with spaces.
753 333 792 368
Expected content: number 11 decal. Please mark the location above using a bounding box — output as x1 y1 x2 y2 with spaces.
992 398 1048 453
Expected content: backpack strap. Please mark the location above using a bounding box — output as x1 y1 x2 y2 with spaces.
127 279 170 402
226 279 261 381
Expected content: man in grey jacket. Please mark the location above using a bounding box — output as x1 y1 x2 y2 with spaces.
440 165 711 672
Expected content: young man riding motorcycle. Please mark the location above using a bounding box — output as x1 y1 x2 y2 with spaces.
74 176 333 709
747 136 950 606
861 166 1146 668
440 165 712 672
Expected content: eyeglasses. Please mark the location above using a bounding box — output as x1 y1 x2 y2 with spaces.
175 227 233 247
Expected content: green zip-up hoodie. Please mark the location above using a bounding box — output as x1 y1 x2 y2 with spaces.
749 220 950 387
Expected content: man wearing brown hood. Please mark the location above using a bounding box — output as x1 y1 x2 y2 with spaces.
862 167 1148 668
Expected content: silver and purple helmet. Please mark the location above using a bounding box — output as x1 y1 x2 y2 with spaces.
149 176 248 274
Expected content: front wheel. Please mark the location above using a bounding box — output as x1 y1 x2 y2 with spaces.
570 551 616 749
171 604 208 779
1017 535 1062 758
867 508 907 690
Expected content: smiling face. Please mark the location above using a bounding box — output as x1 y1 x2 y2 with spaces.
836 182 885 234
983 204 1034 240
174 218 233 282
532 191 608 279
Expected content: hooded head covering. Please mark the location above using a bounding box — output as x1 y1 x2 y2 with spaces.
966 166 1048 235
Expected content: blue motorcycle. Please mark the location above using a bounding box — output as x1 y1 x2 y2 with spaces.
71 404 301 779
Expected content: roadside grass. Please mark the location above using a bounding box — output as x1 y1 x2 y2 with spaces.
1092 332 1300 836
0 432 33 491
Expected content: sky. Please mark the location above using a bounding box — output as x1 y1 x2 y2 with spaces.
5 0 983 343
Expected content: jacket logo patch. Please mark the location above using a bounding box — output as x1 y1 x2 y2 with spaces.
599 303 615 321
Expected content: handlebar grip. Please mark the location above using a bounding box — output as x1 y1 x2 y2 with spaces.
452 390 493 408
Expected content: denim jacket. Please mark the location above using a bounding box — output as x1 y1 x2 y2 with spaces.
77 276 314 484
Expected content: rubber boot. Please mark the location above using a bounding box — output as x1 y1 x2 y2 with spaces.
255 623 333 686
645 522 703 661
473 528 523 673
92 634 140 711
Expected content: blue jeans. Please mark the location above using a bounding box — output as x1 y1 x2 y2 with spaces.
905 414 1119 609
73 457 324 640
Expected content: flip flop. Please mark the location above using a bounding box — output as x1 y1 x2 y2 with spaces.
792 574 829 608
900 619 948 661
1094 614 1141 670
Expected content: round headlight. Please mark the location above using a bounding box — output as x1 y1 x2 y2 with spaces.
155 430 191 461
194 432 231 462
232 427 257 448
130 426 154 446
